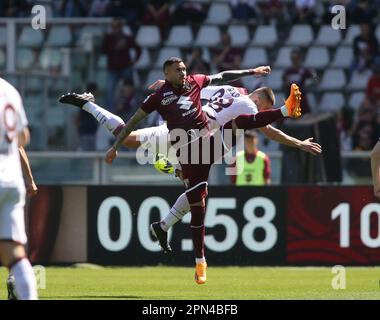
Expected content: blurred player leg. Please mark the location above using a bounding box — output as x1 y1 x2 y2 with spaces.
0 187 38 300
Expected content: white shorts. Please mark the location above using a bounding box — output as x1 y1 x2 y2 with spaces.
0 186 27 244
134 123 169 150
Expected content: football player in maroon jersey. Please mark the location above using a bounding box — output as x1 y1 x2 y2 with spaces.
61 57 302 284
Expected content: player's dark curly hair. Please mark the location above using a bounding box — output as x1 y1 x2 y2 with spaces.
163 57 183 72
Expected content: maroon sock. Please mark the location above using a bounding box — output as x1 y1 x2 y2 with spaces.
235 109 283 129
190 205 206 259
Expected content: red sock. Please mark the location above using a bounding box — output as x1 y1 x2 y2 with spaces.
235 109 283 129
190 205 206 259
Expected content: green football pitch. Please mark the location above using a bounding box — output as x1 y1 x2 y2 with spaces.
0 266 379 300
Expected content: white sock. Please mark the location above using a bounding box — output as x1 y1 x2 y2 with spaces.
280 105 288 117
10 258 38 300
160 193 190 232
195 257 206 264
83 101 125 134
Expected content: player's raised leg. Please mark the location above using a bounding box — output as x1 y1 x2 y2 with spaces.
59 92 140 148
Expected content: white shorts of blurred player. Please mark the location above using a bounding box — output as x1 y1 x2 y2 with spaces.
0 186 27 244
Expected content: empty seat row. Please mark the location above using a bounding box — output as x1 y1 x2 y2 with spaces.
137 24 379 49
2 23 375 52
0 25 107 48
118 44 355 73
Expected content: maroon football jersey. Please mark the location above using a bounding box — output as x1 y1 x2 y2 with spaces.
141 74 210 131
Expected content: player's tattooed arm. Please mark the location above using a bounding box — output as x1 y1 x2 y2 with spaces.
208 66 271 85
113 108 148 150
106 108 148 164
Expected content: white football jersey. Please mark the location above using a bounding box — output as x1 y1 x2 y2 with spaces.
0 78 28 187
201 85 258 130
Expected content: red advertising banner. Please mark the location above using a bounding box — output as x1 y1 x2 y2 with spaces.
287 186 380 265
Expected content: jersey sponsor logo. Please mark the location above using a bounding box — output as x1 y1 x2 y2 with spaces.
163 91 174 97
182 108 197 117
177 96 193 110
161 94 178 106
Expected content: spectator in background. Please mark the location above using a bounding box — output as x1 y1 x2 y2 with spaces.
364 63 380 109
213 33 243 86
124 0 146 30
347 115 375 177
0 0 31 17
282 49 315 114
352 23 379 73
293 0 316 24
260 0 287 26
114 79 139 122
231 130 271 186
105 0 127 18
143 0 172 38
59 0 88 17
186 47 210 75
352 114 377 150
76 83 99 151
89 0 110 17
336 106 354 151
172 0 207 26
348 0 377 24
229 0 257 22
102 18 141 111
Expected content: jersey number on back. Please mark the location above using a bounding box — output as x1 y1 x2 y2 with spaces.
208 89 233 113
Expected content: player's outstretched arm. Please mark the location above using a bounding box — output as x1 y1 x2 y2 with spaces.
259 125 322 155
208 66 271 86
19 146 38 197
371 141 380 199
105 108 148 164
147 66 271 90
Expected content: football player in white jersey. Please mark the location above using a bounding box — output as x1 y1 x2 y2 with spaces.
0 78 38 300
59 84 321 252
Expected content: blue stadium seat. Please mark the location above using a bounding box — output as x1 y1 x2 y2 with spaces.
194 25 221 47
315 25 342 47
304 46 329 69
319 69 346 91
319 92 345 113
331 46 353 69
136 26 161 48
241 47 268 69
165 26 193 47
251 25 278 47
274 47 294 68
347 69 372 91
227 25 249 47
18 26 44 48
286 24 313 47
16 48 35 70
206 2 231 25
46 26 72 47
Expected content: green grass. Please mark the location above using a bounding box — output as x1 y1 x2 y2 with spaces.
1 266 379 300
